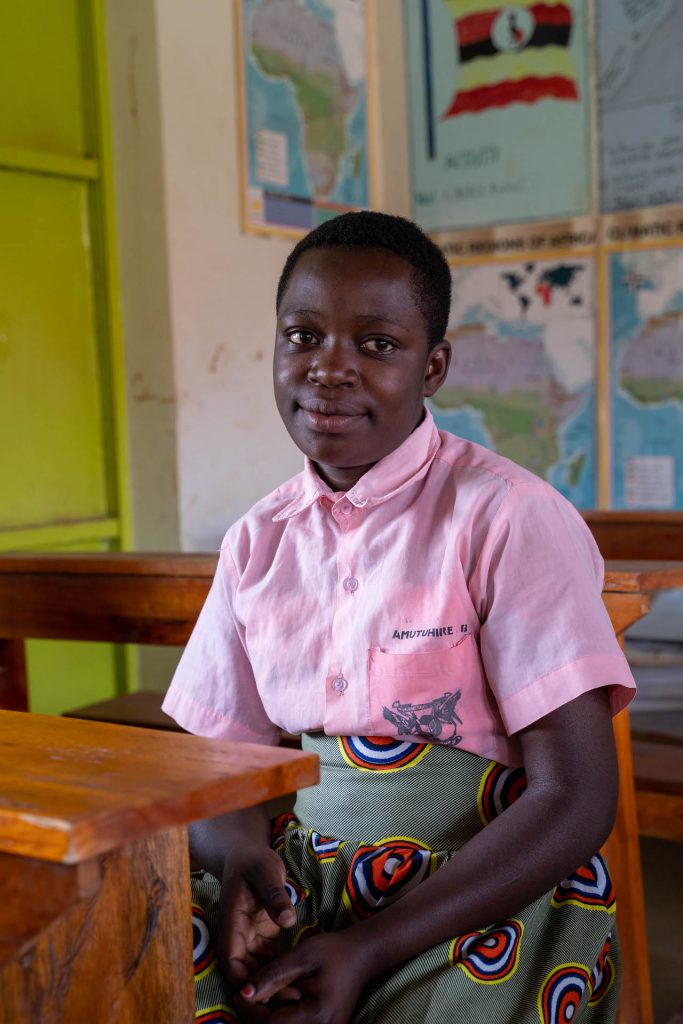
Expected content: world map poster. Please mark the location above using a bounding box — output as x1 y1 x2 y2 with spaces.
598 0 683 213
429 257 596 508
610 247 683 509
404 0 592 231
239 0 369 234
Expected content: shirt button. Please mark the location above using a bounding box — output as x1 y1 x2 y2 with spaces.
339 501 353 515
343 576 359 593
331 674 348 694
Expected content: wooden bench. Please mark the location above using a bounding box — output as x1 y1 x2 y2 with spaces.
0 709 318 1022
1 548 683 1024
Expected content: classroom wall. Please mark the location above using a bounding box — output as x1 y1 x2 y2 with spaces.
107 0 411 552
106 0 180 552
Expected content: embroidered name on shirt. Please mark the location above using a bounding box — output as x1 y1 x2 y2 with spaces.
392 625 467 639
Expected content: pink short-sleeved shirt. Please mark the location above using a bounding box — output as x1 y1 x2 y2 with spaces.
162 409 635 766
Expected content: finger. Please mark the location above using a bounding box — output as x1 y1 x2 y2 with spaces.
271 985 302 1003
267 1000 319 1023
234 996 271 1023
240 953 313 1005
223 894 279 982
228 948 266 985
245 858 297 929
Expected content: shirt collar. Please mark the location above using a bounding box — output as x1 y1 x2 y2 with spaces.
273 408 441 521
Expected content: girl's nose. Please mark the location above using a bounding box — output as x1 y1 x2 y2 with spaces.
307 340 359 387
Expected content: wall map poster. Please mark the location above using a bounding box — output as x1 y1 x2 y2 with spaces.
405 0 592 231
610 247 683 509
598 0 683 213
238 0 369 234
429 257 596 507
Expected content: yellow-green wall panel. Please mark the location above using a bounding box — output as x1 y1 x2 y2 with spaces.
0 1 86 155
0 170 109 527
1 0 134 712
27 638 119 715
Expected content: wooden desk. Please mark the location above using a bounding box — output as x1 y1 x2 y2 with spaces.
0 711 319 1024
0 552 216 710
582 511 683 561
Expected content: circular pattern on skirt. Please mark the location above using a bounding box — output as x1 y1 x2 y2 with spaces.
551 854 616 912
477 762 527 824
284 877 309 907
449 919 523 984
538 963 590 1023
343 837 435 919
338 736 432 772
192 904 215 979
589 933 616 1005
308 830 344 862
271 811 298 850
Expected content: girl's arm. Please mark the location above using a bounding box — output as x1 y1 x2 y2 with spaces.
241 687 618 1022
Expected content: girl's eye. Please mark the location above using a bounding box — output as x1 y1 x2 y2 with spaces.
362 338 396 354
287 329 317 345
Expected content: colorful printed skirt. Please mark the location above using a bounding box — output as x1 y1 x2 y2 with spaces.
192 733 619 1023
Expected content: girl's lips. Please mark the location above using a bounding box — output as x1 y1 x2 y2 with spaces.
299 407 365 433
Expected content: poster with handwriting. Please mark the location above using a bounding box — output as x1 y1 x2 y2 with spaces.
405 0 592 231
598 0 683 213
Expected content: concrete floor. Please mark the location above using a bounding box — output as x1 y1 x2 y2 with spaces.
641 838 683 1023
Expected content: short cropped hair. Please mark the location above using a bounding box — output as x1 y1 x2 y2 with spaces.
275 211 452 349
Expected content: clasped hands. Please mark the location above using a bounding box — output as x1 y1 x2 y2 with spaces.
220 845 369 1023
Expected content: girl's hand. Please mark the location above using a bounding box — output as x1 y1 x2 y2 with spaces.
238 930 370 1023
219 844 298 991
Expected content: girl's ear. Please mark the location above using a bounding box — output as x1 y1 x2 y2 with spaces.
423 340 451 398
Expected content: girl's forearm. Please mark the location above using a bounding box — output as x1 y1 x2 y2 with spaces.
341 778 614 985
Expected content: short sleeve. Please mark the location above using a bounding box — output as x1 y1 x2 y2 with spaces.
470 485 636 735
161 544 280 744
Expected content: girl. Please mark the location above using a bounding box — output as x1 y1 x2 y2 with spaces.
163 212 635 1023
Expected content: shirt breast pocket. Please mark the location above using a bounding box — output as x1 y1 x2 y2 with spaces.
367 635 483 746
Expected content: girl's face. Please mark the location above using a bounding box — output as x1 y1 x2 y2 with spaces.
273 246 450 491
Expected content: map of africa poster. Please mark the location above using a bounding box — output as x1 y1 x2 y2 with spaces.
238 0 369 234
404 0 592 231
429 257 596 507
610 247 683 508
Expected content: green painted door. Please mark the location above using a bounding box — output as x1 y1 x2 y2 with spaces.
0 0 131 712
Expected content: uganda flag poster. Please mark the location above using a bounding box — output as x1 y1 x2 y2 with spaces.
405 1 592 231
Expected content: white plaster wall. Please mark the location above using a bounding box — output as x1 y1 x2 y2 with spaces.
154 0 298 551
106 0 180 552
114 0 412 552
